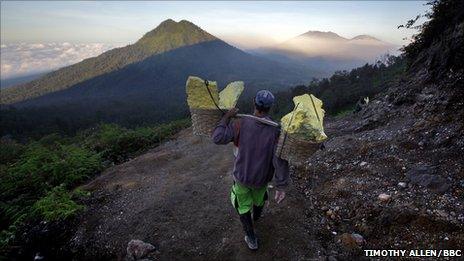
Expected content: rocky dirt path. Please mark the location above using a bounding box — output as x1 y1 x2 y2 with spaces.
71 129 324 260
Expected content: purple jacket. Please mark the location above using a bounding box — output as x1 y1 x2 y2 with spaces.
212 115 289 189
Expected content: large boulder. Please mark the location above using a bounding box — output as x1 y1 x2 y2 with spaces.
406 164 450 194
126 239 155 261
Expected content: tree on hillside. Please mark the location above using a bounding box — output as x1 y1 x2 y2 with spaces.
401 0 464 81
273 55 406 116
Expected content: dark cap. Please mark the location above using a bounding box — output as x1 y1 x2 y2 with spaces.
254 90 275 108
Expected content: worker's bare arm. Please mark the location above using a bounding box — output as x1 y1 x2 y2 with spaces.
273 156 289 190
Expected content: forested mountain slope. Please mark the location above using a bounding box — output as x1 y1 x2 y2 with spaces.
0 20 311 137
1 1 463 259
1 19 217 104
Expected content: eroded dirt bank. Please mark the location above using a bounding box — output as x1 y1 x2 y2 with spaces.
294 83 464 259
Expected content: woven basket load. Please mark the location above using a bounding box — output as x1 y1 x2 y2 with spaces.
276 132 321 166
190 108 223 137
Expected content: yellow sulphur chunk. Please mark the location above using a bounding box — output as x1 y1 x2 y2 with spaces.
281 94 327 142
186 76 219 109
219 81 244 109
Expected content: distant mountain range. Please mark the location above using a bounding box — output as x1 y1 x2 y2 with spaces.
1 19 316 130
1 23 398 106
1 20 398 133
2 20 313 105
251 30 398 74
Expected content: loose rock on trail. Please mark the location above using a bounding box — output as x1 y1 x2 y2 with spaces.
70 129 324 260
62 79 463 260
61 75 463 260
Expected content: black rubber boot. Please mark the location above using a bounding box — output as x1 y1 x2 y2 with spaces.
239 212 258 250
252 205 264 222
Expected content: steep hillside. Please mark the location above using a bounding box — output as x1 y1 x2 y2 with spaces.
0 20 311 137
2 19 310 106
0 72 48 89
14 40 307 109
2 1 462 259
293 0 464 258
295 84 463 259
1 19 216 104
272 55 405 116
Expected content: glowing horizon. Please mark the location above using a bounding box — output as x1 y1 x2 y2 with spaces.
1 1 430 79
1 1 429 46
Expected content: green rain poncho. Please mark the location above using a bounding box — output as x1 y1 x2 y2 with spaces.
281 94 327 142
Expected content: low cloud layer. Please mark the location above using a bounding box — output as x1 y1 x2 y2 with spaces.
1 43 120 79
276 35 400 61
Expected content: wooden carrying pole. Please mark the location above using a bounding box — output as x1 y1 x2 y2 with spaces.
235 114 279 127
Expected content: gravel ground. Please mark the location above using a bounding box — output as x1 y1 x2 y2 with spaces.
293 82 464 260
68 129 324 260
22 78 464 261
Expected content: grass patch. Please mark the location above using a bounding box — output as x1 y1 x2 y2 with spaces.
332 106 355 117
33 186 85 222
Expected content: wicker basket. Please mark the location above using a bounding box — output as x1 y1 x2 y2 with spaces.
190 108 224 137
276 132 321 166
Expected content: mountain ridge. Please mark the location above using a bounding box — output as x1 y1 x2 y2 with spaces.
299 31 346 40
253 29 397 74
2 19 313 132
296 30 384 43
350 34 381 41
1 19 219 104
135 19 217 52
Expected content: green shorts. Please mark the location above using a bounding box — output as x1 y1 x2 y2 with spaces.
230 182 268 214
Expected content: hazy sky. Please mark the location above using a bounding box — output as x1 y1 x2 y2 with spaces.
0 1 430 79
1 1 429 47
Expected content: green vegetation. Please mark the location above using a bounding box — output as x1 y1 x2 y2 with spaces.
137 19 216 53
272 55 406 117
1 1 459 258
0 119 190 252
333 106 356 118
0 101 192 140
82 120 190 163
33 186 85 222
401 0 463 80
1 19 216 105
0 36 308 141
